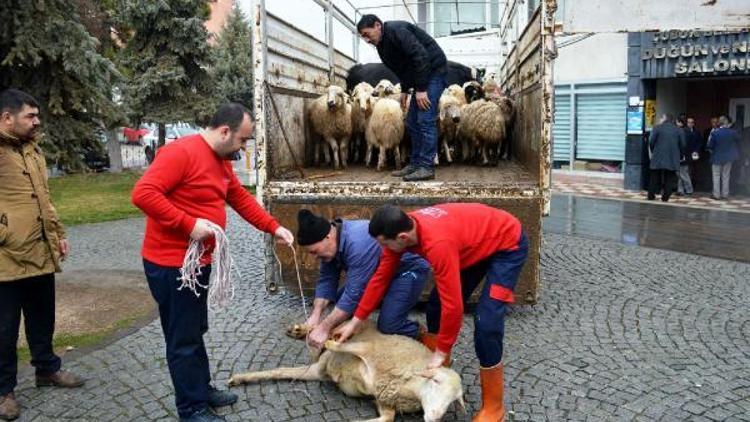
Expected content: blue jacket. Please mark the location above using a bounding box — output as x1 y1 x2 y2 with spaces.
707 127 740 165
315 219 429 314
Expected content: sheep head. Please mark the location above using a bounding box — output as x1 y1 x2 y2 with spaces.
326 85 348 110
353 82 375 113
374 79 396 97
418 368 465 422
440 102 461 123
463 81 485 103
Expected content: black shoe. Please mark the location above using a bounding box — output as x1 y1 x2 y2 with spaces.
647 194 656 200
403 167 435 181
391 165 417 177
180 408 226 422
208 386 237 408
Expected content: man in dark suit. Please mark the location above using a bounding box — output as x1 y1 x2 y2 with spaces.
648 113 686 202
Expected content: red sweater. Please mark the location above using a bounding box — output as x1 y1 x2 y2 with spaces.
131 134 280 267
353 203 522 354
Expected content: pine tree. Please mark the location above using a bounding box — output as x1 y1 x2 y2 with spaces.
213 3 253 108
117 0 215 146
0 0 123 171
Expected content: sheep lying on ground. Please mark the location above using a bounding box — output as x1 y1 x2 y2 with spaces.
437 84 466 165
350 82 375 164
308 85 353 169
457 99 509 165
366 97 405 171
230 321 465 422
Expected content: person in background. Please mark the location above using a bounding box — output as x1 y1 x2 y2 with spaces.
706 115 740 200
648 113 686 202
0 88 85 422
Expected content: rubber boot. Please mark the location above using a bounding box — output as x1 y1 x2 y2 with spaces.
418 332 452 367
472 363 505 422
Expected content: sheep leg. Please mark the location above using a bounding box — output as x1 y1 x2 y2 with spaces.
322 142 331 165
393 146 402 170
353 403 396 422
365 144 373 168
326 137 340 169
314 139 321 167
481 144 490 166
340 137 349 169
377 146 386 171
228 355 330 386
461 138 470 162
443 137 453 164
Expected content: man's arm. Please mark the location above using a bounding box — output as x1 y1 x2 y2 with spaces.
428 244 464 355
352 248 402 321
225 171 280 235
648 126 658 152
131 145 196 236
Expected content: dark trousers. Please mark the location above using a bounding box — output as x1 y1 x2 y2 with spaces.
406 75 447 169
426 233 528 367
0 273 61 395
143 260 212 418
648 169 677 201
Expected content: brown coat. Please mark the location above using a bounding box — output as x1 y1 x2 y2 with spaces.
0 131 65 282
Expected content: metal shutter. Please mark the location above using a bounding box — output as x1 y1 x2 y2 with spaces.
553 88 571 162
576 88 626 161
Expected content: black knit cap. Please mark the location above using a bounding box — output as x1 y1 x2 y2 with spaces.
297 209 332 246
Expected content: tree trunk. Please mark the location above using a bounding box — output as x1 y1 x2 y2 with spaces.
158 122 166 147
106 128 123 173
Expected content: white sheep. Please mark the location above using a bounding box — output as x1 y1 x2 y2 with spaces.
457 99 509 165
437 85 467 165
308 85 353 169
350 82 375 164
366 97 405 171
229 321 465 422
373 79 402 101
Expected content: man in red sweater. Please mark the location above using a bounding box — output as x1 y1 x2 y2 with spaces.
334 203 527 422
132 103 293 422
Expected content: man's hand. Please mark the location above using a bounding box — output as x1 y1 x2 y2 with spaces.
190 218 215 241
307 324 331 349
400 92 409 110
415 91 431 111
425 350 448 370
58 238 70 261
304 313 321 330
332 317 362 343
274 226 294 247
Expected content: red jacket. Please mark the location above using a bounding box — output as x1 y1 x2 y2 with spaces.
353 203 522 354
132 134 280 267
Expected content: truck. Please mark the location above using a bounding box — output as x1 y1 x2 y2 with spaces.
244 0 556 305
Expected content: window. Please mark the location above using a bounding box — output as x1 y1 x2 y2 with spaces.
431 0 501 38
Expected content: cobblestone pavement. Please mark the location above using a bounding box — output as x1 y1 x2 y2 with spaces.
11 212 750 421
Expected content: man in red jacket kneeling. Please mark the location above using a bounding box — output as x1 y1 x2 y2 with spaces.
335 203 528 422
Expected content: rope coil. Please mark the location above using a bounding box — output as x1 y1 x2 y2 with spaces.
178 221 235 311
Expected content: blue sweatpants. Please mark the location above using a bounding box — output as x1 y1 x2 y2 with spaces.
425 233 528 367
339 267 428 338
144 259 212 418
406 75 447 169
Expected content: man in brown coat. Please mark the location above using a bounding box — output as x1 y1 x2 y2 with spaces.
0 89 84 421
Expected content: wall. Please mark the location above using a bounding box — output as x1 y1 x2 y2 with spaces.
554 33 628 83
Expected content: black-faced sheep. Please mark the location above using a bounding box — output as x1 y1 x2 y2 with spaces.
462 80 485 104
229 321 465 422
308 85 353 170
366 97 405 171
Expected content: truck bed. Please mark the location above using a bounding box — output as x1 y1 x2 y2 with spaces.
272 161 539 194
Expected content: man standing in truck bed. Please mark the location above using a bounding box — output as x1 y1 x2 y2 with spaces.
357 14 447 182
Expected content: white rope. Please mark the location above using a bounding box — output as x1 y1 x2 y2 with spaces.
178 221 235 311
274 244 308 319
